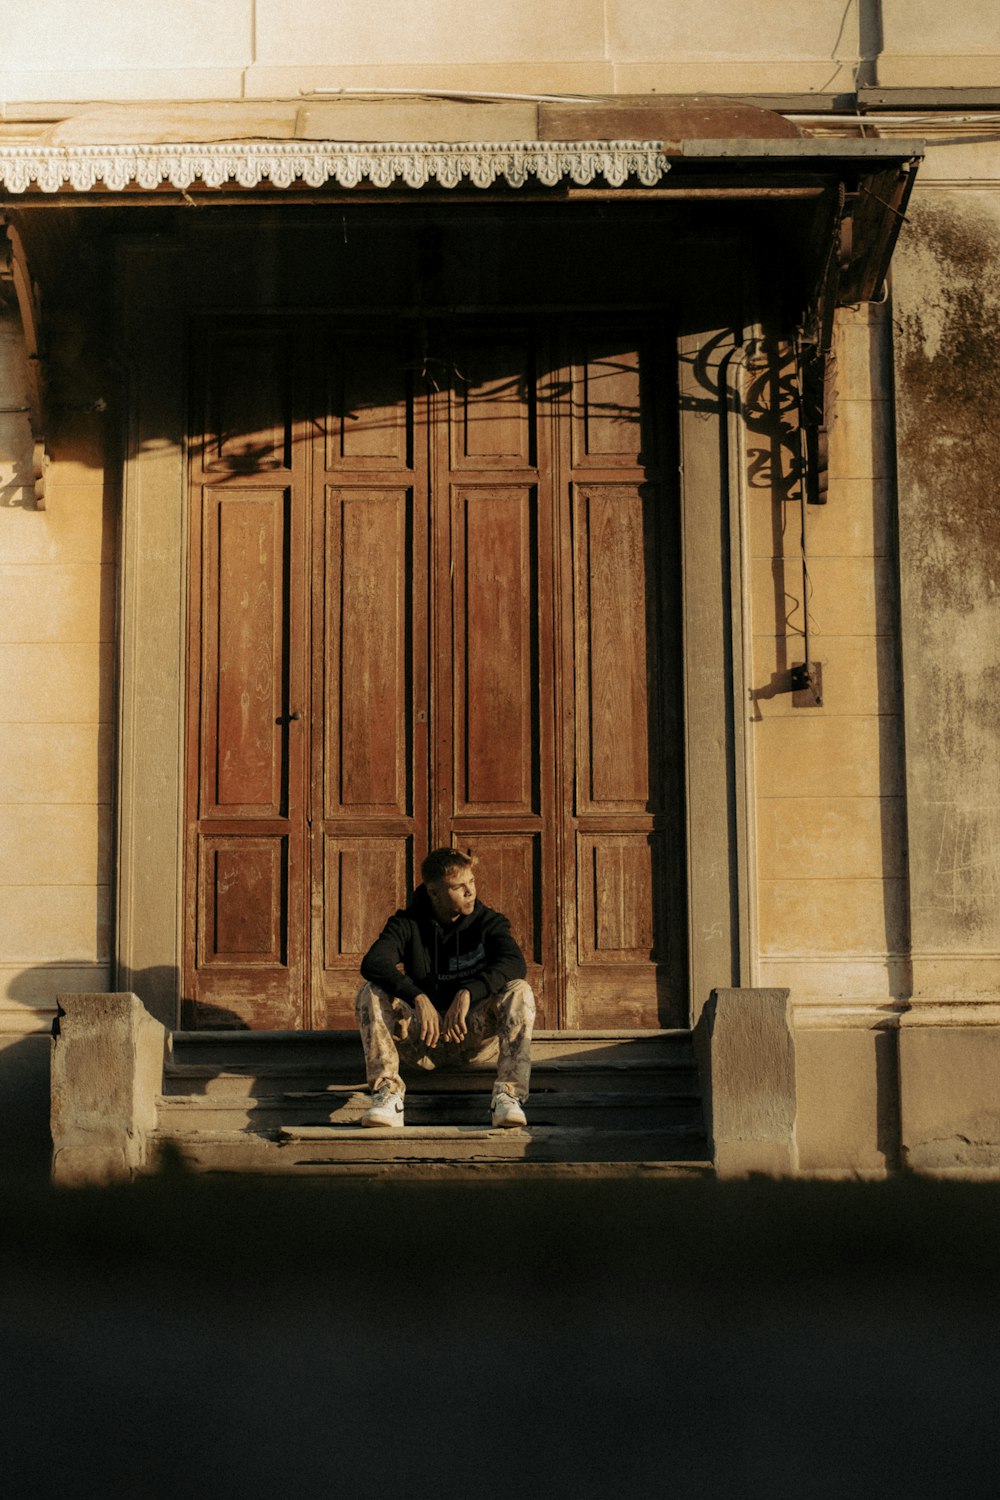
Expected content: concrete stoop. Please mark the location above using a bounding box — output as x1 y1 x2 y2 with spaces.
150 1029 713 1179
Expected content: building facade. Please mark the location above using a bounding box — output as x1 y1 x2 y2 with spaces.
2 2 999 1176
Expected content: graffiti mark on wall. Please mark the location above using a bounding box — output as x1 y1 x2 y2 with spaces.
930 803 1000 915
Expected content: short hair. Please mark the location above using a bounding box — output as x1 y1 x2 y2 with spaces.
421 847 475 886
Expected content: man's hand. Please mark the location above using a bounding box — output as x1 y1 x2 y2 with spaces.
414 994 440 1048
441 989 471 1044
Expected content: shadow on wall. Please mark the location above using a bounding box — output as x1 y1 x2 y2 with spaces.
0 238 124 1181
0 1032 51 1180
2 965 187 1182
114 964 183 1032
3 965 69 1181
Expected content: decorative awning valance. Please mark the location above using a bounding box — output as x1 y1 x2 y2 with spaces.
0 140 671 194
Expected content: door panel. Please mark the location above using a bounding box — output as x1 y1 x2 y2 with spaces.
572 342 645 469
311 330 428 1027
324 487 412 815
560 329 679 1028
452 484 537 813
436 328 556 1024
185 323 307 1027
460 832 542 969
198 835 287 967
326 334 413 471
205 328 292 473
573 483 659 812
577 832 661 963
202 488 289 816
185 316 683 1030
323 834 412 969
449 335 535 470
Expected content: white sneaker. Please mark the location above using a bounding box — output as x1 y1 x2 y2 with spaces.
362 1086 404 1128
491 1093 527 1128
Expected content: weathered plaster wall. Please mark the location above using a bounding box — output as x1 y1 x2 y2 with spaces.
747 304 907 1173
0 306 114 1040
749 306 906 996
0 0 867 103
893 192 1000 975
889 187 1000 1174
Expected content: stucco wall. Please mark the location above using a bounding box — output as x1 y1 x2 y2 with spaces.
749 306 906 1004
879 3 1000 87
746 305 907 1173
0 0 872 103
0 306 114 1041
2 2 999 104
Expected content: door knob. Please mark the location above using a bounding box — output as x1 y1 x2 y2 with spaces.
276 710 301 724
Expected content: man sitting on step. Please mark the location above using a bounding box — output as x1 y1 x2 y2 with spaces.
355 848 535 1130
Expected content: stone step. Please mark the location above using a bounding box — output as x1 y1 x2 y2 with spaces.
155 1027 708 1172
167 1028 694 1071
147 1139 712 1180
155 1088 704 1133
150 1122 709 1170
161 1057 699 1097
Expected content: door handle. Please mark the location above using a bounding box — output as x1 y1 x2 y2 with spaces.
276 710 301 725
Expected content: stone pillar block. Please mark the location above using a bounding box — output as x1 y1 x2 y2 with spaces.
51 992 166 1186
703 987 798 1177
899 1021 1000 1176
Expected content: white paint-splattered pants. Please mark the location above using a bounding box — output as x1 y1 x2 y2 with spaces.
354 979 535 1102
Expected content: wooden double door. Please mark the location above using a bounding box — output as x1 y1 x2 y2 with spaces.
184 316 684 1030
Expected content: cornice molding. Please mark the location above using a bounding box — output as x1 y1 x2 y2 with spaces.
0 139 671 194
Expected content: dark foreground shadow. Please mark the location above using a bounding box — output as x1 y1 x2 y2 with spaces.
0 1032 51 1180
0 1174 998 1499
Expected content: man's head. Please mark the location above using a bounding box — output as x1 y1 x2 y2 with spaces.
421 848 477 924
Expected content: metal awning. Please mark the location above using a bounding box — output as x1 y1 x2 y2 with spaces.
0 126 922 510
0 132 923 305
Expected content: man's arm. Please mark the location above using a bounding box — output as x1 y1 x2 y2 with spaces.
361 914 440 1045
441 988 471 1043
359 914 423 1003
464 915 527 1003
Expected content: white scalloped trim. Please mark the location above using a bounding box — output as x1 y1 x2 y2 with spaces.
0 140 671 194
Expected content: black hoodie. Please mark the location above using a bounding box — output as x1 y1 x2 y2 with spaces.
360 885 527 1013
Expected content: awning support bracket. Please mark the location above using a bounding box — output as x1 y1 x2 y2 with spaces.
0 218 50 508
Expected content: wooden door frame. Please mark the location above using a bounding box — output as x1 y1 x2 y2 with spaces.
114 224 751 1032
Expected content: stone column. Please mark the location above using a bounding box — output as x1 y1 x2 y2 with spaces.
51 992 166 1185
701 986 798 1176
